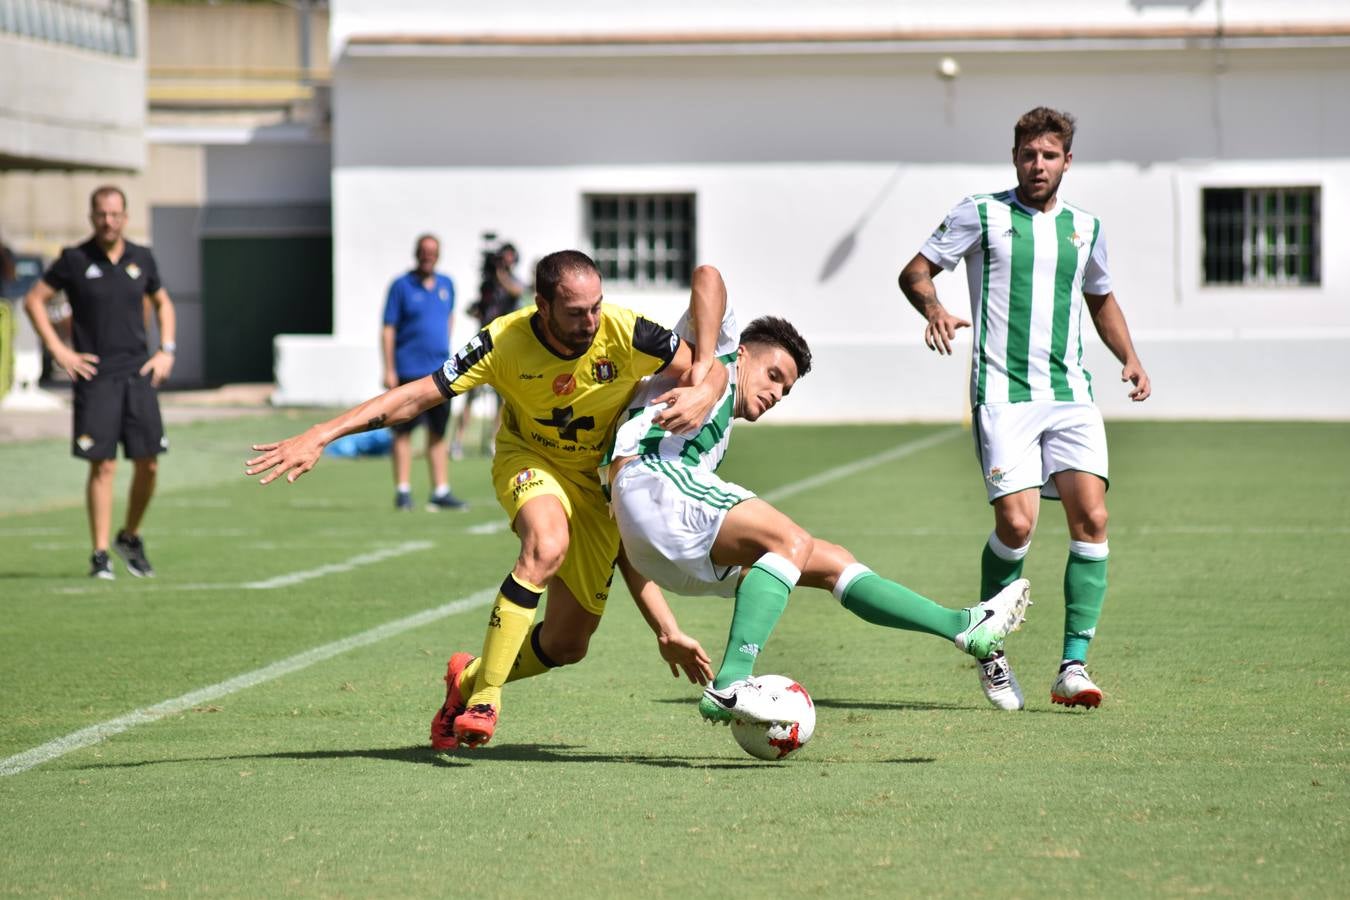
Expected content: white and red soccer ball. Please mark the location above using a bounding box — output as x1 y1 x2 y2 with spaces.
730 674 815 760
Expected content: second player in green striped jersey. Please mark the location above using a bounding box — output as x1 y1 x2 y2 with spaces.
920 190 1111 406
898 106 1150 714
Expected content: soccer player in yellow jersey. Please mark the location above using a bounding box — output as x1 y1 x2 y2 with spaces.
246 250 727 748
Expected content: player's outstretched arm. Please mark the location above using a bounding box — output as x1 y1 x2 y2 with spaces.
649 264 731 432
899 253 970 356
245 376 445 484
617 547 712 684
1085 291 1151 401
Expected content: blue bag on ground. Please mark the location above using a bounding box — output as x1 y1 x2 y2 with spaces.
323 428 393 458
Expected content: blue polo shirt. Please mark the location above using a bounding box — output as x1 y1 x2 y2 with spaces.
382 270 455 379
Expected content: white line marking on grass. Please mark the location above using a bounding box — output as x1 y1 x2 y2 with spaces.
50 541 433 596
7 430 959 775
243 541 433 589
761 427 963 504
0 588 498 778
467 520 511 535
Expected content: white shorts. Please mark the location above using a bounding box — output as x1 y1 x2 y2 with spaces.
611 458 754 598
973 401 1109 502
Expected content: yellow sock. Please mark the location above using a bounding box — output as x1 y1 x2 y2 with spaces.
466 574 543 709
457 623 557 700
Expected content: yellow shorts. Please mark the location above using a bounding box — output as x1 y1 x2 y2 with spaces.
492 443 619 616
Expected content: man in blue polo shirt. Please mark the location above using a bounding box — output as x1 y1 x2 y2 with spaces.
381 234 466 511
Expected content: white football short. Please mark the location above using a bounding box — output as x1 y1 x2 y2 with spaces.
611 458 754 598
973 401 1109 502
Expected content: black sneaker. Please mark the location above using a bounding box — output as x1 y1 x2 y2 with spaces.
426 491 468 512
113 530 155 578
89 550 114 580
395 490 414 511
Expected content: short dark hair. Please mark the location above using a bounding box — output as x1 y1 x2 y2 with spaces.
498 242 517 257
740 316 812 379
89 185 127 211
535 250 600 302
1013 107 1077 154
413 233 439 255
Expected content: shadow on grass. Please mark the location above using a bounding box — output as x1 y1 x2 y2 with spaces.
76 743 936 771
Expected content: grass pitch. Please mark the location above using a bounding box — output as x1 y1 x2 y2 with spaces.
1 417 1347 897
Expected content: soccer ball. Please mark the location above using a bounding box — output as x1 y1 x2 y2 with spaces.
729 674 815 761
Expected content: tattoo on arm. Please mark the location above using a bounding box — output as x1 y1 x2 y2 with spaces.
365 414 387 431
899 269 940 316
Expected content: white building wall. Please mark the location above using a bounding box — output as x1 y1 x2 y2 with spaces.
299 0 1350 418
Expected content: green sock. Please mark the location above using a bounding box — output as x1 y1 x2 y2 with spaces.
1063 543 1109 662
713 555 798 689
840 571 967 640
981 540 1026 603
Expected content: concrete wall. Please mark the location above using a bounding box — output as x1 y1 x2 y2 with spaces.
0 3 145 171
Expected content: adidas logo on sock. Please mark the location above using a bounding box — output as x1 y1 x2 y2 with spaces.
738 643 761 657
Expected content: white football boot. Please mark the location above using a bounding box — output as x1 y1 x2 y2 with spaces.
954 578 1032 659
976 652 1025 711
698 679 784 725
1051 662 1103 708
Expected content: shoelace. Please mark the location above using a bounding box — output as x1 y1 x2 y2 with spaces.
981 658 1011 689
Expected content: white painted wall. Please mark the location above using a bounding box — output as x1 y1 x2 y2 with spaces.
296 1 1350 418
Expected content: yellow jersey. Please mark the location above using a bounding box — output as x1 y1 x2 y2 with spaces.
432 305 681 472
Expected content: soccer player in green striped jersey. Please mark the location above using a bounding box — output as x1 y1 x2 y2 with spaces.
898 106 1152 711
607 271 1032 725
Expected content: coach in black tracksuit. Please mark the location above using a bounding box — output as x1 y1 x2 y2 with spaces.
23 186 178 580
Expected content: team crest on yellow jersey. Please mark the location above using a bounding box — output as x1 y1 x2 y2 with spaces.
592 358 617 383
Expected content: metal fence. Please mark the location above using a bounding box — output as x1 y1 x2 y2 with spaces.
0 0 136 57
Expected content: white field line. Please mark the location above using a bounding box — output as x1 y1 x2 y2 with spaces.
3 429 961 777
0 589 498 778
51 541 435 596
760 426 963 504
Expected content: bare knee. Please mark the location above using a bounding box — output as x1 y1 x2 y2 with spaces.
537 620 593 666
517 532 568 583
1074 506 1109 543
89 459 117 483
764 523 813 572
133 457 158 478
995 511 1036 549
800 539 857 592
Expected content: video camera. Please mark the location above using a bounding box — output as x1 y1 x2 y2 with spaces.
469 231 518 325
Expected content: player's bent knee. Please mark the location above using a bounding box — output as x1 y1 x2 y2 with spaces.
518 535 569 581
540 633 590 666
770 524 813 570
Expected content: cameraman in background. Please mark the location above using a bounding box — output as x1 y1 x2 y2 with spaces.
452 237 524 458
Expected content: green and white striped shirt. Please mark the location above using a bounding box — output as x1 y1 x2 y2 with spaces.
920 190 1112 407
605 307 741 478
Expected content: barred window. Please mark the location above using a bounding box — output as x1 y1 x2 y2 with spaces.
1202 187 1321 286
586 194 696 290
